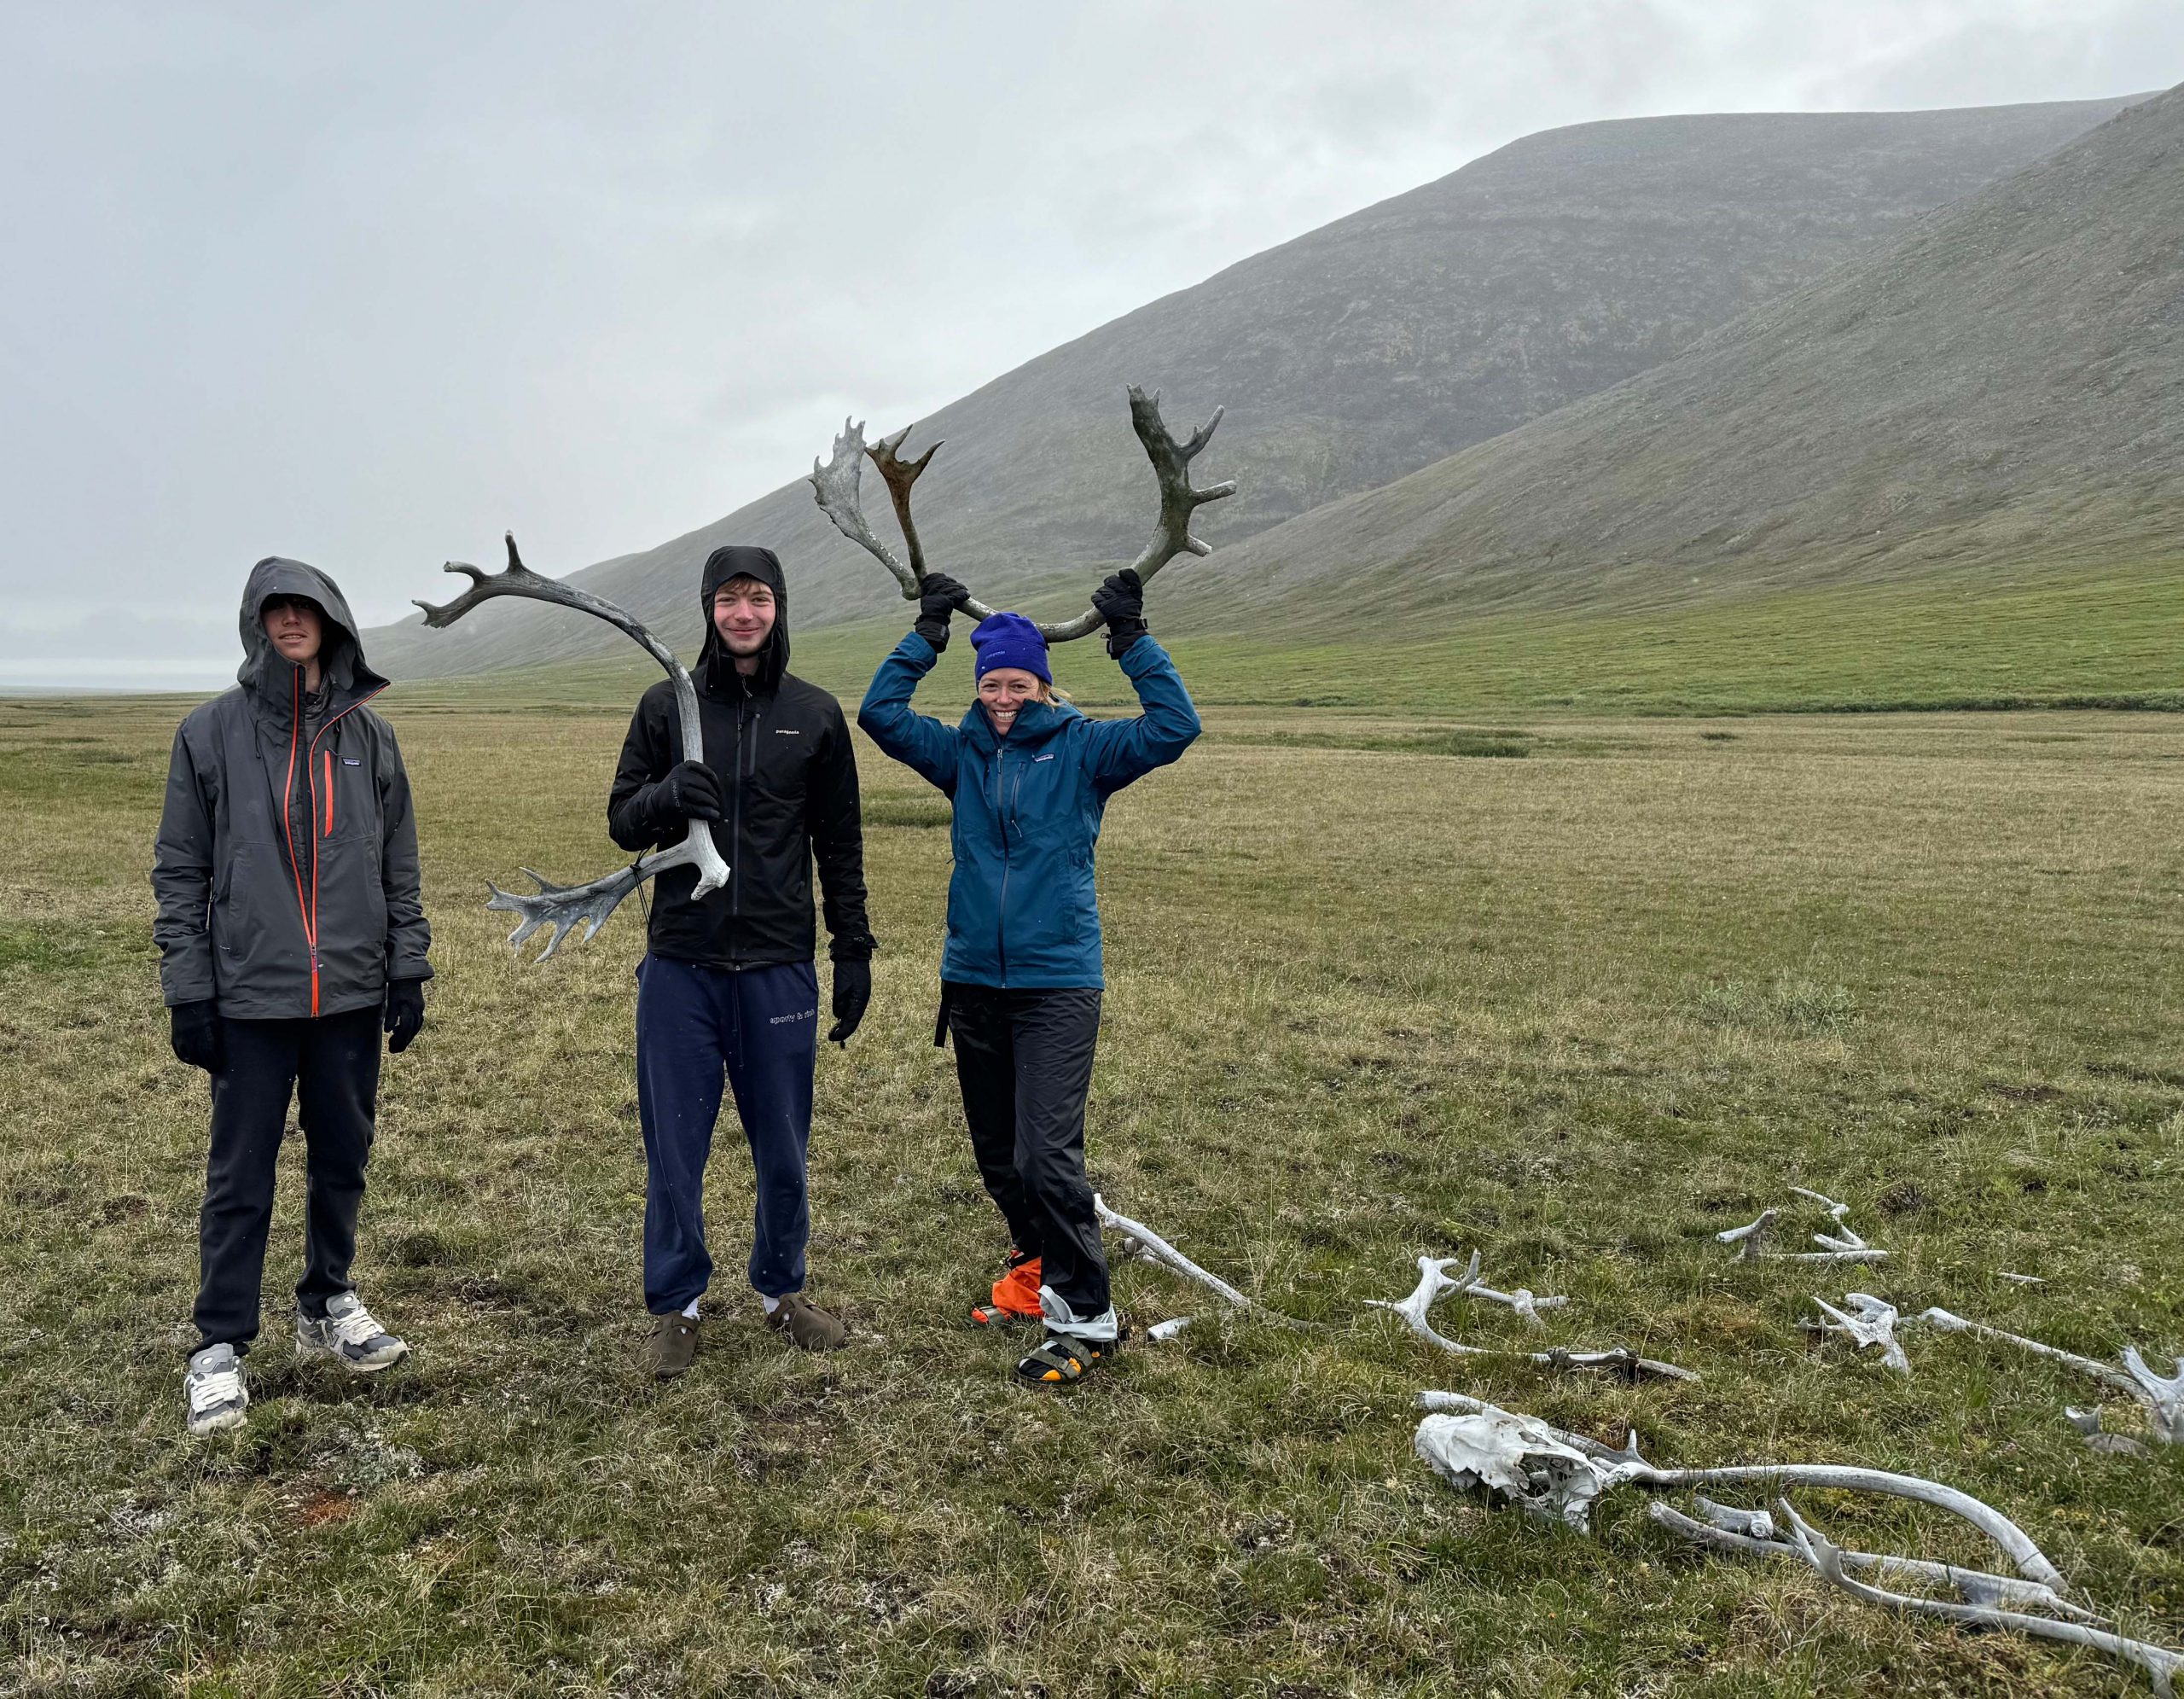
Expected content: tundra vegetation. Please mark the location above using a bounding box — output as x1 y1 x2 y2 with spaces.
3 665 2180 1696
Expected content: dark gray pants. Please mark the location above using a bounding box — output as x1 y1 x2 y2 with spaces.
944 983 1107 1322
195 1006 380 1353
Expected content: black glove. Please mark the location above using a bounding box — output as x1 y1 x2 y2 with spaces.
170 999 223 1073
826 957 872 1047
385 979 426 1054
1091 567 1148 659
914 573 972 651
649 760 723 827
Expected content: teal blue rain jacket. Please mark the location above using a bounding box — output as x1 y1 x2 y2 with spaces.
857 633 1201 989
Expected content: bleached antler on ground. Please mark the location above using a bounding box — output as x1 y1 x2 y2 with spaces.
1807 1293 1911 1375
810 387 1236 642
1646 1499 2104 1621
2067 1406 2153 1458
1779 1501 2182 1696
1092 1194 1311 1333
415 533 729 958
1375 1258 1698 1382
1717 1193 1887 1264
1916 1309 2182 1444
1413 1391 2063 1586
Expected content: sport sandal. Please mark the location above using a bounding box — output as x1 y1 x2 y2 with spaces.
1014 1331 1119 1387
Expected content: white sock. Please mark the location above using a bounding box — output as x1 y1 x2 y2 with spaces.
760 1294 781 1314
682 1299 700 1320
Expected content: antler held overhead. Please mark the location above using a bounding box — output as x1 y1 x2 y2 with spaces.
807 385 1236 643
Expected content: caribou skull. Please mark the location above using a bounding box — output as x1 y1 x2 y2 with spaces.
414 533 729 959
808 386 1236 640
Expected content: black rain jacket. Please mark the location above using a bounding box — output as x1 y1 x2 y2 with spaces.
152 559 433 1019
607 545 872 969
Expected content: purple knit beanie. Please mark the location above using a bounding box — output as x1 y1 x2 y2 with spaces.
970 612 1051 683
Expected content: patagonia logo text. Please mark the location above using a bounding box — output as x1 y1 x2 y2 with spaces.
770 1007 817 1025
775 728 801 736
341 757 363 766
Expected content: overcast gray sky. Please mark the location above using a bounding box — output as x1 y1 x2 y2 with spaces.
2 0 2177 685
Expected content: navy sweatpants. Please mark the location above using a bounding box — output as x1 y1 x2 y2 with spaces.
634 954 819 1314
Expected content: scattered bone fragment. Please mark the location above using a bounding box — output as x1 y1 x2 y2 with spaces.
2067 1406 2152 1459
1998 1271 2047 1285
1807 1293 1911 1375
1716 1210 1778 1260
1371 1257 1696 1380
1915 1309 2181 1445
1146 1317 1194 1344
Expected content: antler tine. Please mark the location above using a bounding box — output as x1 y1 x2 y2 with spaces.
867 427 946 587
810 420 921 599
1037 384 1236 643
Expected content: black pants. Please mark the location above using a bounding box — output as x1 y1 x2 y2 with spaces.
944 983 1107 1323
195 1006 381 1353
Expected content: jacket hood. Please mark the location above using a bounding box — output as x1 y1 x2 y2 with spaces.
697 544 789 694
236 557 385 706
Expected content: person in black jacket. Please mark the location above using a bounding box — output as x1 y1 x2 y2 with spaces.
607 544 874 1376
153 559 432 1437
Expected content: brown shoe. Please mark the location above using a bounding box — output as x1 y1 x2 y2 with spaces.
766 1293 848 1352
647 1312 700 1378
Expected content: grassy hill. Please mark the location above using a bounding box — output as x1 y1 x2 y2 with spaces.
365 96 2140 680
1165 84 2184 641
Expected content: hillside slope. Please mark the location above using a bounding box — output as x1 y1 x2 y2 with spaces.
1166 84 2184 634
368 96 2140 677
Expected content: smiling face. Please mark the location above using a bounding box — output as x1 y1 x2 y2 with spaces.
977 667 1045 737
259 594 323 667
710 575 778 660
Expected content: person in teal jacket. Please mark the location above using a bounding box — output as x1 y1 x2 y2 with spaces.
858 568 1199 1384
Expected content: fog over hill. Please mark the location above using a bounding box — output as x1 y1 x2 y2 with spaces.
367 95 2141 677
1166 82 2184 634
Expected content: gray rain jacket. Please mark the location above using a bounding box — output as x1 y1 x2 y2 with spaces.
152 559 432 1020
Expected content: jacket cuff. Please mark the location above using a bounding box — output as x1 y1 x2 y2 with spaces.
828 933 878 963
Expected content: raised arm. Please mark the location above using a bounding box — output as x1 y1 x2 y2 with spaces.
857 631 960 796
1086 637 1201 794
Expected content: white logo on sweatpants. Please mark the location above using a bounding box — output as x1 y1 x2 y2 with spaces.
770 1007 817 1025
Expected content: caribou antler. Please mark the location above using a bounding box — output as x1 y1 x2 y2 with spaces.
809 385 1236 642
415 532 729 957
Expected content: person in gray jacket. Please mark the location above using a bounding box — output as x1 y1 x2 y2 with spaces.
152 558 433 1436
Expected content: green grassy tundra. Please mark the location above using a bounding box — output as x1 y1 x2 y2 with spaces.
3 616 2181 1692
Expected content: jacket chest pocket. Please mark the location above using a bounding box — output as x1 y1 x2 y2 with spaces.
1003 750 1077 838
747 731 810 811
317 748 372 841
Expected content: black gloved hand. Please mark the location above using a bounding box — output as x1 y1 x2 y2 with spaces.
650 760 723 826
385 979 425 1054
1091 567 1148 659
826 957 872 1046
914 573 972 651
170 999 223 1073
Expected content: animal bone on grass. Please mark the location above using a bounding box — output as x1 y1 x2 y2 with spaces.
1373 1258 1698 1381
1916 1308 2182 1444
1778 1500 2184 1697
1807 1292 1911 1374
2068 1406 2153 1458
1716 1209 1778 1260
1647 1500 2106 1622
1413 1391 2063 1587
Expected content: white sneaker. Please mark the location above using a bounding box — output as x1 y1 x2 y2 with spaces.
185 1343 248 1436
295 1291 410 1372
